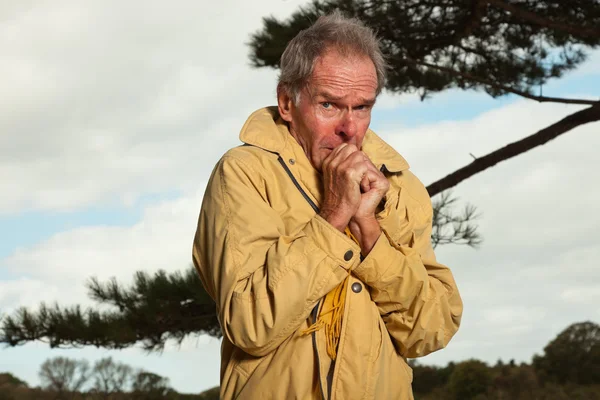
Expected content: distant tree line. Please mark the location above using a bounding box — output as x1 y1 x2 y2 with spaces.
0 357 219 400
410 321 600 399
1 320 599 399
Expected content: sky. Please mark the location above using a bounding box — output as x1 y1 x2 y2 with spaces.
1 0 599 394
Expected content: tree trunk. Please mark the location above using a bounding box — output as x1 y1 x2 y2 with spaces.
426 102 600 197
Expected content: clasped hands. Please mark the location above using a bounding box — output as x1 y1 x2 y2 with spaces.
319 143 390 256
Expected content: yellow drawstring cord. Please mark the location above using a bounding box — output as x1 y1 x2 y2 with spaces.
302 227 359 360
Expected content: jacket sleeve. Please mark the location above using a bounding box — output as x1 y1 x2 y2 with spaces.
192 155 361 357
352 173 463 358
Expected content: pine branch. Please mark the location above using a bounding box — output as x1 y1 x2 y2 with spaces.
431 191 482 248
426 102 600 197
404 57 599 105
486 0 600 39
0 268 221 350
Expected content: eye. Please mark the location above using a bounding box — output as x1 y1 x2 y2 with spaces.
321 102 332 109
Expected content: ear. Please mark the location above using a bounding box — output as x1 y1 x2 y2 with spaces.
277 84 294 123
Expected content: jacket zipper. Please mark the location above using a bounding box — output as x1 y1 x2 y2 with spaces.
278 156 328 400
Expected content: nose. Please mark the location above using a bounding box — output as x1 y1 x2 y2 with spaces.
335 111 357 141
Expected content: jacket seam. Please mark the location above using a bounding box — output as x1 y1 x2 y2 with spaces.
222 155 265 192
219 159 242 290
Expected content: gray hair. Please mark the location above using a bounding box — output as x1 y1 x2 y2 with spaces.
278 11 387 104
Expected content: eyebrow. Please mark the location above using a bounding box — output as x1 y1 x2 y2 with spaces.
315 91 376 105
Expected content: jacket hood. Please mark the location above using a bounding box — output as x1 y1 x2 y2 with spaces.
239 106 410 173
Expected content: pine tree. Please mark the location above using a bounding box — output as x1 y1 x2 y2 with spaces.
248 0 600 195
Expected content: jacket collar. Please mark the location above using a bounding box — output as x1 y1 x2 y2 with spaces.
239 106 410 173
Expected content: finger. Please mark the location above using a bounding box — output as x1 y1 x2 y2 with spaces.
363 168 380 183
344 150 370 168
335 143 359 161
325 144 345 165
323 143 349 171
333 151 368 183
331 143 348 158
364 168 390 191
322 149 336 171
345 158 370 184
359 156 386 179
330 144 359 170
360 175 371 193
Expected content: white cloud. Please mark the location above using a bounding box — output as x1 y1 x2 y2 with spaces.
0 0 299 215
1 184 208 310
561 286 600 304
0 278 63 311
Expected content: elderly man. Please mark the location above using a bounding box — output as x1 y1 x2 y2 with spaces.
192 12 463 400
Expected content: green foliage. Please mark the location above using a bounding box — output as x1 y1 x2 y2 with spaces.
533 321 600 385
249 0 600 101
489 363 539 400
197 386 220 400
411 322 600 400
131 371 172 399
0 374 27 400
0 373 27 388
411 360 453 394
447 359 493 400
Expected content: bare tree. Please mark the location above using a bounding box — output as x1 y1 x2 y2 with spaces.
38 357 90 400
90 357 133 400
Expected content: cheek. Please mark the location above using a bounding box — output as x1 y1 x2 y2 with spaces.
308 119 335 145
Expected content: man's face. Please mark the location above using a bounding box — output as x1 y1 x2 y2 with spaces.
279 49 378 172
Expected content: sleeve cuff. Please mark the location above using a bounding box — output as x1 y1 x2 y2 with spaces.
353 231 429 288
376 197 401 242
304 214 362 271
353 232 391 284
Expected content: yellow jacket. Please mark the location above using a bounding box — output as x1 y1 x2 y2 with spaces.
192 107 463 399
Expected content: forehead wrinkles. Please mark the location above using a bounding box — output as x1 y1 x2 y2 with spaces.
311 75 377 91
312 51 376 82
